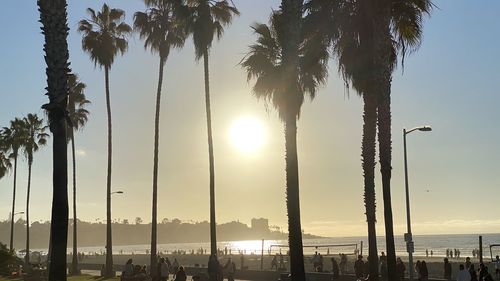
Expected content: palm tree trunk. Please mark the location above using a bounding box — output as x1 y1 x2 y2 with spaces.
362 93 379 281
378 90 396 281
25 162 32 266
203 49 217 256
38 1 70 280
71 132 79 275
374 9 397 281
285 114 305 281
104 66 114 277
150 57 165 277
9 155 17 253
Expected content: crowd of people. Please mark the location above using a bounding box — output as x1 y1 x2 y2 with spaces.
120 257 185 281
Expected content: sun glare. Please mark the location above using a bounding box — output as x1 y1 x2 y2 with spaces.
229 116 266 154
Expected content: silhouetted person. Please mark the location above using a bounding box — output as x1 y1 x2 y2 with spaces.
240 254 245 270
431 250 434 257
174 266 187 281
396 257 406 281
426 249 429 258
479 263 487 281
466 257 472 270
354 255 365 279
340 253 348 275
416 260 422 281
495 255 500 280
469 264 478 281
158 257 169 281
279 253 285 270
224 258 236 281
420 261 429 281
123 259 134 277
445 258 452 280
331 257 339 279
380 254 388 280
271 255 278 270
457 264 472 281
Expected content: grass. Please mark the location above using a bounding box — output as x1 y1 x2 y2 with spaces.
0 275 120 281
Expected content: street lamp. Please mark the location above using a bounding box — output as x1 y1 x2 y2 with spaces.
14 211 25 215
403 125 432 281
111 191 124 195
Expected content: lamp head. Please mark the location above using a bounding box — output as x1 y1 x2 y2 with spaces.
418 126 432 132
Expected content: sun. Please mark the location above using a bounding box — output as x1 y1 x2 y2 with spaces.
229 116 266 154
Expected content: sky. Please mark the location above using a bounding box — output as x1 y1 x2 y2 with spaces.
0 0 499 238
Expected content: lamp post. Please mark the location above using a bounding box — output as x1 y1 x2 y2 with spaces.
403 126 432 281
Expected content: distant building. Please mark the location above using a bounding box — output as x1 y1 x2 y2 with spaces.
251 218 270 233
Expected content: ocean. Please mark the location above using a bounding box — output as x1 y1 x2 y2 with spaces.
34 233 500 260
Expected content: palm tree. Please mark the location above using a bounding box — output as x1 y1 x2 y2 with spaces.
185 0 239 256
38 0 71 279
304 0 380 278
0 130 12 181
134 0 188 275
241 10 328 280
78 4 131 277
22 114 49 266
2 118 27 253
67 73 90 275
375 2 432 280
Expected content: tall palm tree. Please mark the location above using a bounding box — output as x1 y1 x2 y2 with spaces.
241 10 328 280
38 1 72 279
78 5 131 277
185 0 239 256
67 73 90 275
305 0 380 278
375 2 432 280
134 0 188 275
22 113 49 266
2 118 27 253
0 131 12 180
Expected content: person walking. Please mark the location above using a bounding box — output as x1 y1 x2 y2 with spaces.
469 264 478 281
457 264 472 281
420 261 429 281
495 255 500 280
331 257 340 279
396 258 406 281
158 257 169 281
445 258 452 280
466 257 472 270
354 255 365 280
416 260 422 281
174 266 187 281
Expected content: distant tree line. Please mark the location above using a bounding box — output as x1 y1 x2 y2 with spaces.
0 218 320 250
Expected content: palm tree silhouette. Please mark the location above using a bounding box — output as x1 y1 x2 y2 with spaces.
185 0 239 257
22 113 49 266
134 0 189 275
375 3 432 280
0 132 11 180
38 0 72 279
78 4 131 277
241 10 328 280
2 118 27 253
67 73 90 275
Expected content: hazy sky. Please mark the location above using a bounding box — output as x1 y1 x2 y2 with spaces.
0 1 499 238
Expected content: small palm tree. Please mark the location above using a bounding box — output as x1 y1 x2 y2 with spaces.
67 73 90 275
185 0 239 257
38 0 72 279
0 131 12 180
78 4 131 277
241 10 328 280
2 118 27 253
22 113 49 266
134 0 188 275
